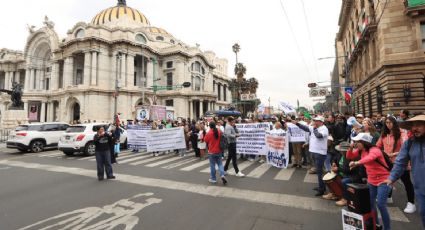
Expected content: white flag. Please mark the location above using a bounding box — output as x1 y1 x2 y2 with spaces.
278 101 296 114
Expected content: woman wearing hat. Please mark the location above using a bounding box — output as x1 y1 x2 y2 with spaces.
348 133 391 230
376 116 415 213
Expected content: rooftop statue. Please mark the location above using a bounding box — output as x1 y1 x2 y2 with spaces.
117 0 126 6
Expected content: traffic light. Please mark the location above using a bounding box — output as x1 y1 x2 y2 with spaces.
308 83 317 88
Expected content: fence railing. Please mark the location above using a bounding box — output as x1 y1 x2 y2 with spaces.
0 129 11 143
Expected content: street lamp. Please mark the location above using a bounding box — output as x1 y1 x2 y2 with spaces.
114 52 122 121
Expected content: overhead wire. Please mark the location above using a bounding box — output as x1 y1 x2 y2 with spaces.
278 0 313 81
300 0 320 82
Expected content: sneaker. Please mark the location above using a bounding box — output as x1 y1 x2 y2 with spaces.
403 202 416 214
308 168 317 174
107 176 116 180
387 197 393 204
259 159 265 164
248 158 255 162
236 172 245 177
221 176 228 185
208 179 217 183
336 199 347 206
315 190 325 196
322 193 338 200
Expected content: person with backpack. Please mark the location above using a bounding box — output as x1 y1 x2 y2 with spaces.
204 122 227 185
223 116 245 177
348 133 391 230
376 115 415 213
383 114 425 228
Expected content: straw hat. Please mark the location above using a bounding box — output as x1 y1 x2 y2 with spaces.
399 115 425 130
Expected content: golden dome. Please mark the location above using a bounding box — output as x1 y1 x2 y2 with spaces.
91 4 150 27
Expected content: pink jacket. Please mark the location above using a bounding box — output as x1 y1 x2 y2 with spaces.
346 147 390 186
376 129 408 162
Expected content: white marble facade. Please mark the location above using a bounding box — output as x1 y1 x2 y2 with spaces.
0 1 232 125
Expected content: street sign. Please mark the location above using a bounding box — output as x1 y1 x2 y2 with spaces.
308 83 317 88
182 82 191 88
309 87 330 97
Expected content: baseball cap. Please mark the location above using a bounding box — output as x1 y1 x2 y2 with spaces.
351 133 373 143
313 116 325 122
356 114 364 118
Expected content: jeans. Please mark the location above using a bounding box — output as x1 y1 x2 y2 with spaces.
95 150 114 179
224 143 239 173
416 191 425 228
208 154 225 181
368 183 391 230
341 177 353 200
324 152 332 172
313 152 327 192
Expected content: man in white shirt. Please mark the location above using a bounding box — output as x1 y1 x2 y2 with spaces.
292 116 329 196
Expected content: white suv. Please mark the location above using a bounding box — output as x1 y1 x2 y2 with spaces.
58 123 127 156
7 122 70 153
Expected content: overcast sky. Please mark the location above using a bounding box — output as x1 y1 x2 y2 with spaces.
0 0 341 108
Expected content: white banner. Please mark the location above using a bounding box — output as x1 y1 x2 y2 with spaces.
341 209 364 230
287 123 306 143
146 127 186 152
265 130 289 168
236 123 271 156
127 125 151 149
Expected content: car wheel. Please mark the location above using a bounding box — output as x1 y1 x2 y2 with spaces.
30 140 44 153
63 151 74 156
84 142 96 156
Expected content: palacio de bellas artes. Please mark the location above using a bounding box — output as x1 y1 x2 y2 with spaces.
0 0 235 127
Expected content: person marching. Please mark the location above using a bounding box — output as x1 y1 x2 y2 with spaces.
204 121 227 185
224 116 245 177
93 127 115 181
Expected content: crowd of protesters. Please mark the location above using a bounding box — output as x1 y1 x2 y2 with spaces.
92 109 425 229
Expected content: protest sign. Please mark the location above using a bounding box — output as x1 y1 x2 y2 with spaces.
136 106 150 120
146 127 186 152
236 123 271 156
278 101 297 114
287 123 306 143
341 209 364 230
265 130 289 168
150 105 166 121
127 125 151 149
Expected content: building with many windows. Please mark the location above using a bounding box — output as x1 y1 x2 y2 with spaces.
0 1 232 125
334 0 425 115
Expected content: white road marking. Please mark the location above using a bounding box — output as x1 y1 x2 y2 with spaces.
119 154 151 164
162 158 198 170
129 154 170 166
236 160 255 171
0 159 409 223
144 156 180 167
179 159 210 171
39 152 63 157
303 171 317 183
77 156 94 161
246 163 271 178
274 168 295 181
18 193 162 230
200 160 225 173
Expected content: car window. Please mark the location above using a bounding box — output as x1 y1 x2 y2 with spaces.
15 125 29 131
43 124 60 131
66 126 86 133
27 125 43 131
92 125 108 132
59 124 69 131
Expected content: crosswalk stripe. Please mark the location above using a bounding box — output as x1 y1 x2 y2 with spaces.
180 159 209 171
246 163 271 178
274 168 295 181
45 153 64 158
115 153 145 160
145 156 181 167
162 158 198 169
236 160 256 171
77 156 94 161
303 171 317 183
77 152 135 161
118 154 151 164
129 154 170 166
39 152 63 157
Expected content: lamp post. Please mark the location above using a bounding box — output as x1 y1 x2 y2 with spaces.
114 52 122 120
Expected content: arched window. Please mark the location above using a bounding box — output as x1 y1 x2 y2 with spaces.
194 76 201 91
75 29 85 38
135 34 147 44
191 61 202 72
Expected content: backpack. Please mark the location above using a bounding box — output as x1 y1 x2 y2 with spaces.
220 131 228 150
374 147 393 171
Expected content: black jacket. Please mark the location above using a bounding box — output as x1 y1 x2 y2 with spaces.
94 133 112 152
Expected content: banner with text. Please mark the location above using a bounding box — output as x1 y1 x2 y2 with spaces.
146 127 186 152
127 125 152 149
266 130 289 168
287 123 306 143
150 105 167 121
236 123 271 156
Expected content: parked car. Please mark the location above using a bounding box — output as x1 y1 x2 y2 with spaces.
204 108 242 118
58 123 127 156
6 122 70 153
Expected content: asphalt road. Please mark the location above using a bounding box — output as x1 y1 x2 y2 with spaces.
0 145 421 230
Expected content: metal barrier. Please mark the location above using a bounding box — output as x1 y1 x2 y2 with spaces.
0 129 11 143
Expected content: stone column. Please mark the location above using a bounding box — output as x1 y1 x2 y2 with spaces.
199 100 204 117
126 54 135 88
121 54 127 87
24 69 30 91
83 52 91 86
63 57 74 88
91 51 98 86
50 62 59 91
189 100 193 120
146 61 153 88
4 72 10 90
40 102 46 122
